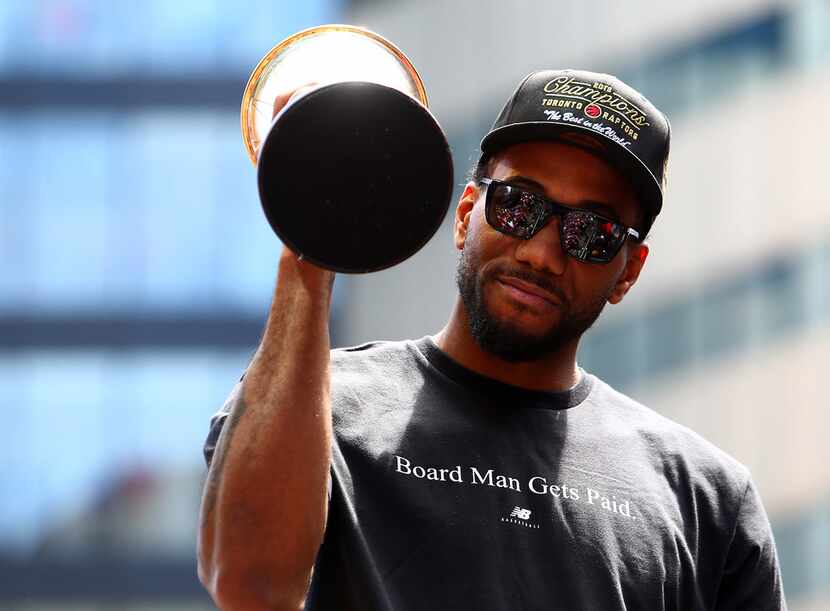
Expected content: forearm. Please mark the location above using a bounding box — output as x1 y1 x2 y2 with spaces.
198 252 335 610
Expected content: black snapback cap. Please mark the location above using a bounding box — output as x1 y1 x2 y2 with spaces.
481 69 671 236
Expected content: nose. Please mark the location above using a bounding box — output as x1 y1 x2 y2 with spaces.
513 216 567 275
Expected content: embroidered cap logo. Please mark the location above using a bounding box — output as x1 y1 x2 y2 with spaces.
584 103 601 118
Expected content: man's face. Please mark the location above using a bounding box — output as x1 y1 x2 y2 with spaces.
454 140 647 362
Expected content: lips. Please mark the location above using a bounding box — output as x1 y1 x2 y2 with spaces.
497 275 562 307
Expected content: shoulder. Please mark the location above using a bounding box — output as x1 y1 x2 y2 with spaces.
589 380 784 603
328 338 431 441
331 337 419 363
330 337 427 379
589 376 750 494
329 337 431 402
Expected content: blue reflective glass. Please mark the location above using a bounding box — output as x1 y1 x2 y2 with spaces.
0 110 284 314
0 0 345 75
0 349 249 552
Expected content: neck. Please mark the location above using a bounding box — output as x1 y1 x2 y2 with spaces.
434 299 582 392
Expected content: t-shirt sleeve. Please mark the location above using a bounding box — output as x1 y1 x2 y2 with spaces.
715 477 787 610
201 375 335 503
203 380 243 468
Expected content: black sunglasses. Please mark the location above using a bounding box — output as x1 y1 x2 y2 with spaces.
480 178 640 264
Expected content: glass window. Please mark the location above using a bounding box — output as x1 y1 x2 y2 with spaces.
0 348 249 553
0 110 284 314
0 0 346 76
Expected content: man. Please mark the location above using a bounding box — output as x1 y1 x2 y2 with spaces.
198 70 786 610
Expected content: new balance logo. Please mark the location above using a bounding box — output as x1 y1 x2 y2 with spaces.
501 506 539 529
510 507 532 520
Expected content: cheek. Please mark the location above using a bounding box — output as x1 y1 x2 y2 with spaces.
570 261 626 305
469 204 493 242
465 209 511 260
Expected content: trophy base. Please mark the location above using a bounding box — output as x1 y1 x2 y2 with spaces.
257 81 454 273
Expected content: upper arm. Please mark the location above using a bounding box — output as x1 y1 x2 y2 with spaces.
715 478 787 610
203 380 243 468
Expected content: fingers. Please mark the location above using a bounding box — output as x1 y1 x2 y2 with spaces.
272 82 320 119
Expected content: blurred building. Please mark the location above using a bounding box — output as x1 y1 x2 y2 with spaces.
0 1 346 608
1 0 828 609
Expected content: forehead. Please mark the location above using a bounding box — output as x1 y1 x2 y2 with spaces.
487 140 640 224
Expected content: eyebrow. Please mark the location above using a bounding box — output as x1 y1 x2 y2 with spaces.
502 174 621 221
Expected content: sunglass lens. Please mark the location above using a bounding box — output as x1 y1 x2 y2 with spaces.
485 181 629 264
487 183 544 239
561 211 626 262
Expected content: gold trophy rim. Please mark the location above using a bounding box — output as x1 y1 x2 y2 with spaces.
240 23 430 166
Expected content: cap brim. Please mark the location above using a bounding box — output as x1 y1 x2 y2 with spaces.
480 122 663 226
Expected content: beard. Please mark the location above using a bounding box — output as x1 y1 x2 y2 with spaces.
456 246 611 363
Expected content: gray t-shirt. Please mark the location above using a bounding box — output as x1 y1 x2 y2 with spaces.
204 337 786 610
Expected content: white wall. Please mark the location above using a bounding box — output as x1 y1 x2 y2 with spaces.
346 0 792 126
627 67 830 311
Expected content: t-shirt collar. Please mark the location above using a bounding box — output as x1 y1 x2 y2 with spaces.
415 336 594 411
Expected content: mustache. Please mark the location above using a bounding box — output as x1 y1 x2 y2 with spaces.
486 264 568 304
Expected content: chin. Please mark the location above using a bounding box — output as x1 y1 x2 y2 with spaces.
469 288 601 363
471 306 570 363
484 291 563 336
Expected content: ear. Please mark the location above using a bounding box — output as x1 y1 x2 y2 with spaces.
454 181 479 250
608 242 649 304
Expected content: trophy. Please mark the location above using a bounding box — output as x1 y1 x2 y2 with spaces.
241 25 454 273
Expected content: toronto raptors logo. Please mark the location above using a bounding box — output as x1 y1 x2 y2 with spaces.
584 103 601 118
